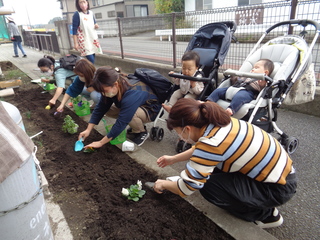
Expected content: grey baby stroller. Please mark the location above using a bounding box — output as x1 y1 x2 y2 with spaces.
215 19 319 155
162 21 237 152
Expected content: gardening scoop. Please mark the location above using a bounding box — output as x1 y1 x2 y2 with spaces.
74 138 84 152
145 182 164 193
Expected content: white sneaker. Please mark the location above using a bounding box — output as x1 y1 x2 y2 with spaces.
254 208 284 228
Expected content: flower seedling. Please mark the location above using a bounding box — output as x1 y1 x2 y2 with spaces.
62 115 79 134
77 101 83 107
71 95 83 106
121 180 146 202
84 147 95 153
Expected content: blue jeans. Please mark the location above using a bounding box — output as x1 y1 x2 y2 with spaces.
207 87 254 113
81 87 101 104
85 54 95 64
13 41 26 56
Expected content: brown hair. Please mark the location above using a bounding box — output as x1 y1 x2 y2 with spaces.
73 58 96 87
92 66 131 101
75 0 90 12
181 51 200 67
167 98 231 130
260 59 274 76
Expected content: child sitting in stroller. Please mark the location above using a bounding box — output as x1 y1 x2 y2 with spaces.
207 59 274 116
162 51 204 113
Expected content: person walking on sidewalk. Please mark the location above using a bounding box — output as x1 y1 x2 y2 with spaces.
6 16 27 58
153 98 297 228
79 66 161 147
72 0 102 64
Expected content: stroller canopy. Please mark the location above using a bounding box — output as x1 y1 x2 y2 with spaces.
185 22 234 66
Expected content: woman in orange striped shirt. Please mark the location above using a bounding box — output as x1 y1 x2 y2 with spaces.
154 98 296 228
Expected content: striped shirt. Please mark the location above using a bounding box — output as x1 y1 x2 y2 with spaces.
177 118 293 197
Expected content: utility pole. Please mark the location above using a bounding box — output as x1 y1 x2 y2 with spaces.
288 0 298 34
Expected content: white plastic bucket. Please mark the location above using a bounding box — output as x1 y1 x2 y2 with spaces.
1 101 25 131
0 154 53 240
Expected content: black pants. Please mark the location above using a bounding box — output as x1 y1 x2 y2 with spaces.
199 168 297 222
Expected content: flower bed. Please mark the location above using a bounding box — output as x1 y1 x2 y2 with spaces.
2 62 233 240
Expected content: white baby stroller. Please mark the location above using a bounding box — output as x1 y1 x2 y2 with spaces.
215 19 319 154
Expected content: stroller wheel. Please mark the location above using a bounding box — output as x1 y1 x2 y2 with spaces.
284 137 299 155
155 128 164 142
182 142 192 152
150 127 158 141
175 140 184 153
175 140 192 153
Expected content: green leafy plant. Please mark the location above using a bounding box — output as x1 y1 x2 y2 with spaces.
71 95 83 106
25 110 31 119
62 115 79 134
84 147 95 153
121 180 146 202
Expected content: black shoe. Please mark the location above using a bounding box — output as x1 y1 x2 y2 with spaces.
254 208 283 228
131 131 149 146
127 125 147 135
22 55 27 58
13 55 19 58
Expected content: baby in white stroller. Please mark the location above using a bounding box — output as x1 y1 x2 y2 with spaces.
209 20 319 154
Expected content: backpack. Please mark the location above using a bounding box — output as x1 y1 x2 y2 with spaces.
54 54 82 72
129 68 173 104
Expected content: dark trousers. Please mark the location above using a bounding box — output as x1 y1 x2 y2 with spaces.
199 168 297 222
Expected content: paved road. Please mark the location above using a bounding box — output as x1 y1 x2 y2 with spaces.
98 33 320 76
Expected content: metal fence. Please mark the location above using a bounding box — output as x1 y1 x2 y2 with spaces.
23 0 320 84
96 0 320 84
22 30 60 54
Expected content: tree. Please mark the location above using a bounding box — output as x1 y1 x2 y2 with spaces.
154 0 184 14
48 17 63 24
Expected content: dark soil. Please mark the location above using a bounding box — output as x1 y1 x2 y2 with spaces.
2 62 233 240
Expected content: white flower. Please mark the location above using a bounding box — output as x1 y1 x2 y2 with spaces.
137 180 142 190
121 188 129 196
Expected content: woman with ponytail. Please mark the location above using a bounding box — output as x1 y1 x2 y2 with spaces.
78 66 161 147
152 98 297 229
37 55 76 107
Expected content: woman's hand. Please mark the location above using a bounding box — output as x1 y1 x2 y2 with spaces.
153 179 166 194
157 155 175 168
56 104 64 113
79 129 91 141
94 23 99 29
84 141 103 149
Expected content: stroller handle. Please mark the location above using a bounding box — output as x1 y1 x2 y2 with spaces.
223 69 272 82
220 21 237 33
266 19 320 34
168 73 211 82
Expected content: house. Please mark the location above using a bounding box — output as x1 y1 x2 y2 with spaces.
185 0 283 12
58 0 155 23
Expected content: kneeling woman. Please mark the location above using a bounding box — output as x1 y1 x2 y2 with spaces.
37 55 76 107
79 66 161 147
57 58 101 112
154 98 297 229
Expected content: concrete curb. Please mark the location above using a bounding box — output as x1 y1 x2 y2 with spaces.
114 144 278 240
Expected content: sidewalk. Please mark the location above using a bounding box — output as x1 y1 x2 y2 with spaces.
1 43 278 240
